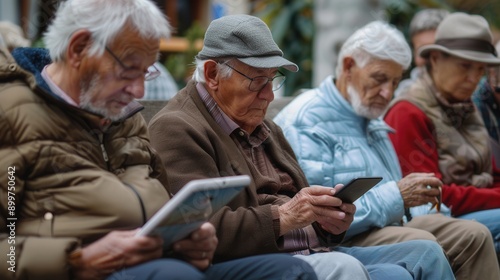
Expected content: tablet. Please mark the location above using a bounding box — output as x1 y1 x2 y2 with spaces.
335 177 383 203
136 175 250 249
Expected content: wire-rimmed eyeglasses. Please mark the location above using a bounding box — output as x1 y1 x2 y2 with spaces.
105 46 160 81
222 63 286 92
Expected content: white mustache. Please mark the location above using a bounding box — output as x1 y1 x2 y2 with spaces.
114 94 134 104
257 101 268 110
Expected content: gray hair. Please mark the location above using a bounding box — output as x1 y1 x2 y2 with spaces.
44 0 171 62
335 21 412 77
193 57 233 83
409 9 449 37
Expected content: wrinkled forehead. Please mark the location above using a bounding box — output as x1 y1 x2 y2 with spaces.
362 58 404 76
105 30 159 61
110 26 159 50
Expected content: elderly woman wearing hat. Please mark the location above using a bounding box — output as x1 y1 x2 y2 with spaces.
385 12 500 257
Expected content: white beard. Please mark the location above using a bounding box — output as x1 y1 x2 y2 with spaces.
347 84 384 120
79 75 130 121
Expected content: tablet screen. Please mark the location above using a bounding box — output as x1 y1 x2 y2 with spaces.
136 175 250 249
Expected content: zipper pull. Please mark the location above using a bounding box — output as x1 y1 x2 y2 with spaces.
98 133 109 162
100 143 109 162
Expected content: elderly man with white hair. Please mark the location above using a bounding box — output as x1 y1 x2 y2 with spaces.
274 20 500 279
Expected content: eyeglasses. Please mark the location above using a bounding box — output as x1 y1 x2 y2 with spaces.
223 63 286 92
105 46 160 81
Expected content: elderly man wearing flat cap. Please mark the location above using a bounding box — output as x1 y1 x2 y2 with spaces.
149 14 455 280
386 12 500 261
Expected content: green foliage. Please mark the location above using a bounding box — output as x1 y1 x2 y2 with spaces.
164 52 190 88
31 38 45 48
426 0 500 29
385 0 500 36
164 0 500 94
164 22 205 89
253 0 314 96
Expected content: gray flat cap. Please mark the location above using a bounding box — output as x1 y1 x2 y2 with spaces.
196 15 298 72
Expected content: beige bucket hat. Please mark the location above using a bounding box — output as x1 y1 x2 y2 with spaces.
419 12 500 65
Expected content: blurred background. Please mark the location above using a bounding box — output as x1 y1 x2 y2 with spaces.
1 0 499 97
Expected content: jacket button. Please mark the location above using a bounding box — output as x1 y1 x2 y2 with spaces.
239 131 245 136
8 64 17 71
44 212 53 220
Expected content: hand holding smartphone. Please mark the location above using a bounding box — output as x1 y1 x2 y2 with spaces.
334 177 383 203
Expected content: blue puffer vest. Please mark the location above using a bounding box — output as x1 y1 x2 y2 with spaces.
274 76 448 239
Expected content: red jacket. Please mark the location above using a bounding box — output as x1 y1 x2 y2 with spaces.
385 101 500 216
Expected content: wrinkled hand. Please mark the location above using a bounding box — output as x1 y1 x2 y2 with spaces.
398 173 442 208
173 222 218 271
74 229 163 279
278 185 355 235
471 172 493 188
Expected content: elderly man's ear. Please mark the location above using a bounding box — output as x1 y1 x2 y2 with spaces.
342 57 356 75
66 30 92 68
204 60 220 90
340 57 357 83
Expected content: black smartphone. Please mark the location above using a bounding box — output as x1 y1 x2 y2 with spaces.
335 177 383 203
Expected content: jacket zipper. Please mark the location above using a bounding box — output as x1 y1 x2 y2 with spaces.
97 133 109 163
367 128 396 178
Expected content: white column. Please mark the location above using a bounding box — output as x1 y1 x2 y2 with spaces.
210 0 250 19
313 0 386 86
0 0 19 25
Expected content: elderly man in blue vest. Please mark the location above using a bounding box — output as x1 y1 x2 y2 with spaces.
274 20 499 279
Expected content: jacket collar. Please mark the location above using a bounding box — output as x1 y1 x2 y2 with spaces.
320 75 395 135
